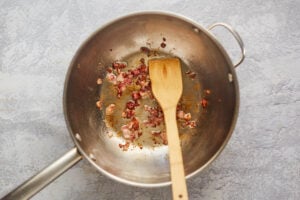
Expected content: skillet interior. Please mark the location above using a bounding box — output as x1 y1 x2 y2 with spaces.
64 12 238 186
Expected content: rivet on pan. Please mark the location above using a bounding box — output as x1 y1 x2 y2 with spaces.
97 78 103 85
193 27 199 33
75 133 82 142
89 153 96 161
228 73 233 82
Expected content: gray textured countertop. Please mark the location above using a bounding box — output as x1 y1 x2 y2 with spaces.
1 0 299 199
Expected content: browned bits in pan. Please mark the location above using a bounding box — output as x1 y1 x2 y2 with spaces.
185 70 197 79
119 142 130 151
201 99 208 108
140 46 151 56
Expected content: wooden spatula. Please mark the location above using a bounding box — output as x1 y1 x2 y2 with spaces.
149 58 188 200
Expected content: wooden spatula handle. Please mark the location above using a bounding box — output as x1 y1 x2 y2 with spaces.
164 107 188 200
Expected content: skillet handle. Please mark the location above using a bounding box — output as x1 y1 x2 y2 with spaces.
208 23 245 68
1 148 82 200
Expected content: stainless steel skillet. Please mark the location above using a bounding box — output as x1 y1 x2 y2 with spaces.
2 11 245 200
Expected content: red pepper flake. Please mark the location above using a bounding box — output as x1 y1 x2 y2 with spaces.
201 99 208 108
160 42 166 48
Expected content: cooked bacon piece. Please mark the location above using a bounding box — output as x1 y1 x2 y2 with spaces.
151 130 168 145
120 118 141 142
139 64 148 73
121 125 131 139
131 68 140 77
129 117 139 130
104 57 198 146
106 104 116 115
188 121 196 128
183 113 192 121
139 89 151 99
123 77 132 85
151 130 161 136
106 67 113 73
126 100 136 110
143 105 164 127
106 72 117 84
137 80 149 89
112 61 127 70
131 91 141 101
176 103 183 111
116 72 125 82
177 110 185 119
122 109 135 119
